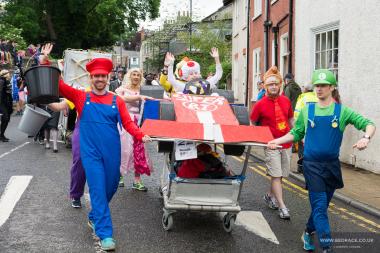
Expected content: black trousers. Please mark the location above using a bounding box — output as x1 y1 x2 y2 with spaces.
0 103 10 136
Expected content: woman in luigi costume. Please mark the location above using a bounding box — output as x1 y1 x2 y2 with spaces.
267 69 376 253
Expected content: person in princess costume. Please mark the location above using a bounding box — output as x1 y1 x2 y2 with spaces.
164 47 223 94
115 68 154 191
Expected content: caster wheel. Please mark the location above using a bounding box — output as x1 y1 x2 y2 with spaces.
223 214 236 233
158 187 163 197
162 213 173 231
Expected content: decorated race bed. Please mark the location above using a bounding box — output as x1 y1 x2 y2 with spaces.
140 93 274 232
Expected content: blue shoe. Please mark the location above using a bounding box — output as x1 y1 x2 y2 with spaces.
301 231 315 251
100 237 116 251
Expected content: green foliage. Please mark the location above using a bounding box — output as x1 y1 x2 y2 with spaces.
177 20 232 88
0 22 27 49
0 0 160 56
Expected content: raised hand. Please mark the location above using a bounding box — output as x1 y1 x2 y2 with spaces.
209 47 219 58
164 52 175 66
41 43 53 56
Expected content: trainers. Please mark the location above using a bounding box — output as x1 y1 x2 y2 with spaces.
263 193 279 210
71 198 82 208
87 220 95 232
100 237 116 251
279 207 291 219
118 176 124 187
301 231 316 251
0 136 9 142
132 181 147 191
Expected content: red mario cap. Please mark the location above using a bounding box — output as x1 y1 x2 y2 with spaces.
86 58 113 76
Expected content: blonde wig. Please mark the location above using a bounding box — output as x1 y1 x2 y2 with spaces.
122 68 145 88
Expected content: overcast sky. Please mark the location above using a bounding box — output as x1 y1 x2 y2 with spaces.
140 0 223 30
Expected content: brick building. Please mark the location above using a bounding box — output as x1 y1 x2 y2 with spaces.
248 0 295 103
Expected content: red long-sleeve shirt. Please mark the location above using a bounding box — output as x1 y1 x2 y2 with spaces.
59 79 144 141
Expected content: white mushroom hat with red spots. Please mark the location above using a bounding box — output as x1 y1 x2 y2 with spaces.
180 60 201 80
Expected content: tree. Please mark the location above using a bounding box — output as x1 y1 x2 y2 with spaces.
0 22 27 50
0 0 160 56
177 19 232 88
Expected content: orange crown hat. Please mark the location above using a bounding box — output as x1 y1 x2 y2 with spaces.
263 66 283 85
86 58 113 76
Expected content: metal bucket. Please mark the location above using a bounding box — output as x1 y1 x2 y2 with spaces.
18 104 51 136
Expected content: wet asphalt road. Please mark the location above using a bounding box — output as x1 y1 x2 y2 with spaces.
0 116 379 253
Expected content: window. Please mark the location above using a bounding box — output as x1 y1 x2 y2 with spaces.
131 57 139 65
252 48 261 99
254 0 262 19
314 28 339 81
280 33 289 76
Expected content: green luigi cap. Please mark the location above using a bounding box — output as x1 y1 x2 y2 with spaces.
312 69 337 86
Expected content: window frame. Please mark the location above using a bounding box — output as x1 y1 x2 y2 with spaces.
252 47 261 99
280 33 289 76
253 0 262 20
311 22 340 82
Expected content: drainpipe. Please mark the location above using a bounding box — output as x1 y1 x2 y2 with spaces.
272 26 279 67
263 0 272 71
288 0 294 73
245 0 251 106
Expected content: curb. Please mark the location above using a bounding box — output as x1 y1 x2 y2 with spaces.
248 152 380 219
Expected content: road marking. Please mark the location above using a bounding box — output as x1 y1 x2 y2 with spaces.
236 211 279 244
229 155 380 233
0 176 33 227
0 142 30 159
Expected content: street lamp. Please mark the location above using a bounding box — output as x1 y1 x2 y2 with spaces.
189 0 192 52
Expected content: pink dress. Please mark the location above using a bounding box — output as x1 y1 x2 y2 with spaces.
115 86 152 176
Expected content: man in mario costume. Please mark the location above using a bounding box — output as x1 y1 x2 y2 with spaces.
55 58 150 251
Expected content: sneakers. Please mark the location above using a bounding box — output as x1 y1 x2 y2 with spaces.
118 176 124 187
71 198 82 208
132 181 147 191
0 136 9 142
301 231 316 251
263 193 279 210
100 237 116 251
87 220 94 232
279 207 291 219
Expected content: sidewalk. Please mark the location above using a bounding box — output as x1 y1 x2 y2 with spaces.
249 147 380 218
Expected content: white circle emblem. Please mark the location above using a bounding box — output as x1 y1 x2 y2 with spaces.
318 73 327 80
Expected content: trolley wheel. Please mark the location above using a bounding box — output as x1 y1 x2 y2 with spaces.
223 213 236 233
162 213 173 231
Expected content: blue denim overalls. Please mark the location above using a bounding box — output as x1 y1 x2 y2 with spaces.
80 92 121 240
303 102 343 249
